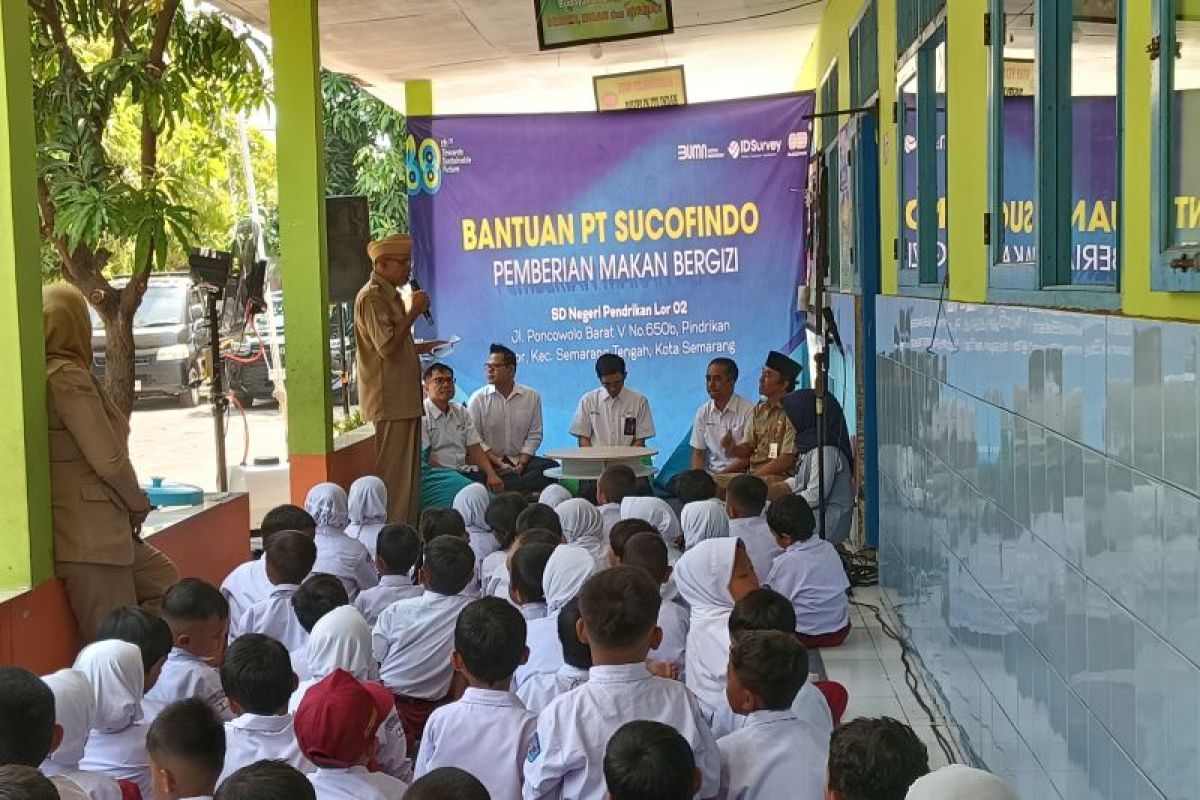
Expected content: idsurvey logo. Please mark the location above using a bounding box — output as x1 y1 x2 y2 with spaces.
727 138 782 159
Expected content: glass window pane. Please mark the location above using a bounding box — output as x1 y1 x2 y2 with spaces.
998 1 1037 267
935 40 949 283
1173 4 1200 247
900 72 919 275
1069 2 1119 285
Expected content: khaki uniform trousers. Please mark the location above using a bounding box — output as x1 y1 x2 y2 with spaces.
713 471 786 499
55 541 179 640
375 418 423 526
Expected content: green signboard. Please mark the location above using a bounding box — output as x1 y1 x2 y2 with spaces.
535 0 674 51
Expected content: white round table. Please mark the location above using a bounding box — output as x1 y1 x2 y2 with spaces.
543 446 658 480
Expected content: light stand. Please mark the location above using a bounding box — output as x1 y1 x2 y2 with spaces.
807 151 832 540
190 249 234 493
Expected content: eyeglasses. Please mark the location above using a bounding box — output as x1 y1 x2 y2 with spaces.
428 376 455 385
483 362 514 371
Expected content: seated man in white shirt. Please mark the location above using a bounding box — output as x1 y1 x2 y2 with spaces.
423 362 505 494
468 343 559 493
569 353 655 448
689 357 753 476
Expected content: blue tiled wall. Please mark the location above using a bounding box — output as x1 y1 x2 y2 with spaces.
875 296 1200 800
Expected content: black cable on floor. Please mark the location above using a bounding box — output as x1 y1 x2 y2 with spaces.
851 600 958 766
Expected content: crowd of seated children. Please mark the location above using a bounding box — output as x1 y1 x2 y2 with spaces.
230 530 316 649
220 505 316 623
620 533 688 679
305 483 379 600
515 598 590 714
514 546 598 687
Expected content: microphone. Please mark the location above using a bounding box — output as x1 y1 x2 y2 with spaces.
409 277 435 325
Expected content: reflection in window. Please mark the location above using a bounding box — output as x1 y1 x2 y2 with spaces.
997 1 1036 267
1173 8 1200 248
900 72 919 276
934 40 948 284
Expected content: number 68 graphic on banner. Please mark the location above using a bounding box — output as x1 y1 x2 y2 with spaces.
406 135 442 196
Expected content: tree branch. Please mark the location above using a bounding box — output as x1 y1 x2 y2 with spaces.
140 0 181 185
105 0 134 62
28 0 85 84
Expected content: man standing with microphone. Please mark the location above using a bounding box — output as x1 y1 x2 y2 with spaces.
355 234 440 524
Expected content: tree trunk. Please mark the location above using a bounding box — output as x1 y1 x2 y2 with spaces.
100 302 138 419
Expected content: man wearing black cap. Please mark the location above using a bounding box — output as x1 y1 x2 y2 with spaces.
714 350 802 494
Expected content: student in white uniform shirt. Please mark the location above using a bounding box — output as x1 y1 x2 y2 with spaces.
514 598 590 715
508 542 556 621
537 484 572 509
717 631 828 800
213 760 316 800
453 483 501 569
231 531 317 651
621 534 688 679
423 362 506 493
514 545 598 688
516 504 564 544
40 669 124 800
672 538 760 721
93 607 172 720
555 498 608 568
74 640 153 797
477 492 530 600
289 574 352 682
595 465 637 539
724 476 782 582
409 767 490 799
690 358 755 476
345 476 388 560
606 518 657 567
352 523 424 626
304 483 379 601
604 720 702 800
764 495 851 647
144 579 233 722
619 496 684 561
218 635 313 785
0 667 86 800
289 606 408 782
220 505 316 625
372 536 475 748
145 698 225 800
415 598 537 800
827 718 930 800
569 353 656 448
523 567 721 800
295 670 410 800
681 499 730 551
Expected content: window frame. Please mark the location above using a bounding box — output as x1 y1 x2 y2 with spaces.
987 0 1125 305
819 61 842 289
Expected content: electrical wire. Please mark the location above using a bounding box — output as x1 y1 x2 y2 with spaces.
224 390 251 466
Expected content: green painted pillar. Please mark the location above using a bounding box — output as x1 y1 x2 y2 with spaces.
270 0 334 483
405 80 434 116
0 0 53 590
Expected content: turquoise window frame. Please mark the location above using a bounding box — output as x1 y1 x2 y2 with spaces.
987 0 1124 309
850 0 880 108
896 22 946 290
820 62 842 289
1151 0 1200 291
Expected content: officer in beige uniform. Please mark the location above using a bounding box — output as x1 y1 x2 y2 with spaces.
354 234 441 525
43 285 179 639
714 350 802 495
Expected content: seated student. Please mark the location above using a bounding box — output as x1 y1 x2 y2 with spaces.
0 765 59 800
764 495 851 647
0 667 86 800
523 567 720 800
905 765 1019 800
290 574 351 681
145 699 225 800
40 669 125 800
95 606 173 698
353 524 424 626
516 598 590 715
718 631 827 800
537 484 572 510
672 469 718 506
409 767 489 800
290 606 408 783
827 718 929 800
75 641 152 797
232 531 317 650
219 634 313 785
711 588 835 740
556 499 607 568
416 598 537 800
145 579 233 721
606 517 657 567
619 496 684 562
621 534 688 679
345 476 388 560
603 720 700 800
454 483 500 571
221 505 316 623
373 536 475 748
673 538 760 720
595 465 637 538
294 670 409 800
515 527 564 549
724 476 782 582
419 507 469 544
516 503 563 540
305 483 379 600
681 499 729 551
509 542 556 621
214 760 316 800
479 492 530 599
514 546 598 688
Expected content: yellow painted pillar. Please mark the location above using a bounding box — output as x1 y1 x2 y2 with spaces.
946 0 989 302
405 80 434 117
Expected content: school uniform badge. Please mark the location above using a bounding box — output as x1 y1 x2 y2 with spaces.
526 732 542 762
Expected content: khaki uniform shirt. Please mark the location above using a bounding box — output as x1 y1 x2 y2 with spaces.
354 272 422 422
741 398 797 472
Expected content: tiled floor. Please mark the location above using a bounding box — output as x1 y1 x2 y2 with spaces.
814 585 962 771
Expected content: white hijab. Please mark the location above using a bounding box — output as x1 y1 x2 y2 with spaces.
41 669 94 771
620 496 684 551
673 538 738 717
453 482 492 535
346 476 387 554
73 640 144 733
544 545 599 614
304 482 350 536
556 499 607 563
682 499 729 550
306 605 378 682
538 484 572 509
906 766 1019 800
